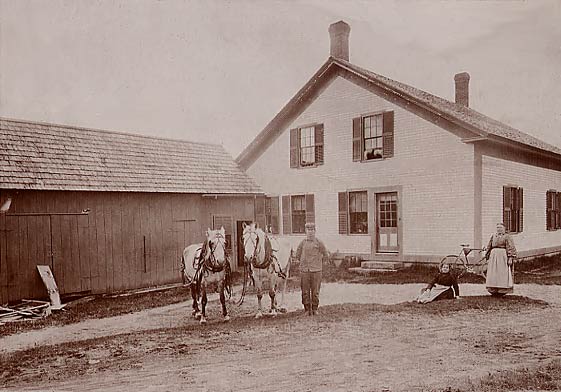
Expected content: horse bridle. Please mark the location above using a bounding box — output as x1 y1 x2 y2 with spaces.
204 232 228 273
243 230 261 267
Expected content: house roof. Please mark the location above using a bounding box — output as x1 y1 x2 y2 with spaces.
236 57 561 169
0 117 262 194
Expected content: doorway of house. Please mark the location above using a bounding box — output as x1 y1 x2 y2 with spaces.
236 220 253 268
376 192 399 253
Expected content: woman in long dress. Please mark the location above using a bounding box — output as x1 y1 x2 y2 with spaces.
485 222 517 296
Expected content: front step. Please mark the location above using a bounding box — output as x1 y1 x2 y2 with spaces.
360 261 404 270
348 267 397 275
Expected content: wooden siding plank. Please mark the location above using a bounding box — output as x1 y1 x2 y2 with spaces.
0 207 7 304
111 194 124 291
161 194 175 285
121 193 134 290
131 194 142 290
139 197 151 287
103 194 115 293
77 194 92 293
6 215 19 303
94 195 107 294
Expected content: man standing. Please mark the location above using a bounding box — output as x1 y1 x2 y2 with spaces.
295 222 329 316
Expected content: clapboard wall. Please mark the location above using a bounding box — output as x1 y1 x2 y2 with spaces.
0 190 254 304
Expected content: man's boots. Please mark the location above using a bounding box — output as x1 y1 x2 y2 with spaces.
303 304 311 316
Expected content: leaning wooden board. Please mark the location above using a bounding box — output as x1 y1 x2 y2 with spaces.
36 265 64 310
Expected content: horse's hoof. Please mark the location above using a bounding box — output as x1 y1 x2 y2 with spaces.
270 310 277 317
200 318 207 325
194 312 202 320
224 315 231 322
255 312 263 319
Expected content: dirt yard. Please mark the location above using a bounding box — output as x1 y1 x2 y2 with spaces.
1 282 561 392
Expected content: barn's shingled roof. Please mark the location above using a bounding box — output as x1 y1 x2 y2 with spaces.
236 57 561 169
0 117 262 194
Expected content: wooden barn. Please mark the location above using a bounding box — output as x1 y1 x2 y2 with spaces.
0 117 262 304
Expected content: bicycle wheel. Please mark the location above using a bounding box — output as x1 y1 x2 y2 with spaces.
439 255 467 277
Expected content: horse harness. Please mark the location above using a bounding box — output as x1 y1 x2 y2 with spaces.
247 232 287 279
192 234 232 296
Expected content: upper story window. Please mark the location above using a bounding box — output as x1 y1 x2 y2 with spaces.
281 194 315 234
353 111 394 162
363 115 383 160
290 124 324 168
546 190 561 231
503 186 523 233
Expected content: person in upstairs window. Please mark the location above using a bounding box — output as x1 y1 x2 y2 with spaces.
415 262 460 304
485 222 516 296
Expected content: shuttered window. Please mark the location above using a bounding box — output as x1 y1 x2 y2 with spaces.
289 124 324 168
352 111 394 162
282 194 315 234
546 190 561 231
338 191 368 234
503 186 523 233
255 196 280 234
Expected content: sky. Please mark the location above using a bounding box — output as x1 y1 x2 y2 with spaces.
1 0 560 159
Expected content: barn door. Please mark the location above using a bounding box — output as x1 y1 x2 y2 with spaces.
376 193 399 253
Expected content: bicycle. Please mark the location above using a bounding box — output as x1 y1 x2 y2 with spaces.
439 244 488 278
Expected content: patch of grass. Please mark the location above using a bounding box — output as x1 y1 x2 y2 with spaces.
436 359 561 391
0 285 192 338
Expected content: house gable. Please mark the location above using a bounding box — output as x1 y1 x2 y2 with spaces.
237 57 561 171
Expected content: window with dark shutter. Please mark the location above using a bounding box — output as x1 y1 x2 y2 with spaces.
557 193 561 229
354 111 394 162
282 195 291 234
291 195 306 234
338 192 348 234
547 191 554 231
349 191 368 234
315 124 324 165
290 128 299 168
352 117 362 161
269 197 280 234
382 111 394 158
305 194 315 224
255 197 266 230
503 186 523 233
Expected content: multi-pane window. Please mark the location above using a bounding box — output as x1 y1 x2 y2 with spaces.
290 125 324 168
379 194 398 228
353 111 394 162
349 191 368 234
282 194 315 234
291 195 306 234
546 190 561 231
299 126 315 166
363 114 383 160
503 186 523 233
255 197 279 234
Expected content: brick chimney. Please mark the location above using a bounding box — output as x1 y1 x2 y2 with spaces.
454 72 470 107
328 21 350 61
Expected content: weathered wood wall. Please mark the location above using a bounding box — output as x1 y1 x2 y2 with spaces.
0 190 255 304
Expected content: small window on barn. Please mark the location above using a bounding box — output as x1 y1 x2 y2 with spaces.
290 124 324 168
546 190 561 231
503 186 523 233
353 111 394 162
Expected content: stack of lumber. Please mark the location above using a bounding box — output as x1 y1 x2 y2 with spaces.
0 300 51 324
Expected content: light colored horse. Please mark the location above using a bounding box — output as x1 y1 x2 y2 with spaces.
181 227 231 324
242 223 292 318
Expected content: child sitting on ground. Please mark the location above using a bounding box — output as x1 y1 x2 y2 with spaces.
415 262 460 304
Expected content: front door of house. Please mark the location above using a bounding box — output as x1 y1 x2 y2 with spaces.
376 192 399 253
